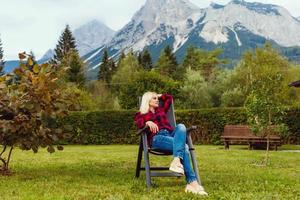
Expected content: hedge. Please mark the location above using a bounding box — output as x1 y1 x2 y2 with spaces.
60 108 300 145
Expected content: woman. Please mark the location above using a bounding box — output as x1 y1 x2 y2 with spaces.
134 92 208 196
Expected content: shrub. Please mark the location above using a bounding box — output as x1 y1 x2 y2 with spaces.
61 107 300 145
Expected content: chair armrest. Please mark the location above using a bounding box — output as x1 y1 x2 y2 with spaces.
187 126 197 133
136 125 149 135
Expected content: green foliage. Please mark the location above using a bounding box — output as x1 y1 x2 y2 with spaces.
138 49 153 71
177 68 234 108
221 87 245 107
64 85 96 111
52 25 77 64
284 107 300 141
285 65 300 106
0 52 77 172
181 46 199 70
85 80 120 110
98 49 116 84
182 47 226 81
60 111 138 144
61 107 300 145
118 71 179 109
61 108 245 145
155 46 184 81
243 45 289 138
111 52 141 94
207 69 233 107
177 69 212 109
62 50 85 87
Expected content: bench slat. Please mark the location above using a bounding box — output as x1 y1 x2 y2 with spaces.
221 125 282 150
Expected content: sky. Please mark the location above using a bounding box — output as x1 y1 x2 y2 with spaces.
0 0 300 60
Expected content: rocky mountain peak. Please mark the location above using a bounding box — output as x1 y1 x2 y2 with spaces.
74 19 115 56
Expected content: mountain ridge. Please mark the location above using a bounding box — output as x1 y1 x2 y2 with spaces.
5 0 300 77
83 0 300 80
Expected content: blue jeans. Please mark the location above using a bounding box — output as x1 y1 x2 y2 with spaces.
151 124 197 184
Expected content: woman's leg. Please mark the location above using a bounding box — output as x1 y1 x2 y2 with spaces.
151 130 174 153
172 124 197 183
172 124 186 159
153 126 207 195
182 144 197 183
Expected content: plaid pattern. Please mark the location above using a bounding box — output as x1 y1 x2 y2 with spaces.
134 94 174 146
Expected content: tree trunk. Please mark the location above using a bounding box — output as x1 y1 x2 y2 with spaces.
263 135 270 166
0 145 13 176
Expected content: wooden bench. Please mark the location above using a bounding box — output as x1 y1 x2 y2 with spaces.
220 125 282 150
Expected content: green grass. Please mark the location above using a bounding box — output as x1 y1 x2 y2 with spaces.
0 145 299 200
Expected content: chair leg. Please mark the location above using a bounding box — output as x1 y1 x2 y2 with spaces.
135 137 143 178
142 133 151 188
187 133 202 185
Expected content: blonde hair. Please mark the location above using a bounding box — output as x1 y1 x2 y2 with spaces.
139 91 157 114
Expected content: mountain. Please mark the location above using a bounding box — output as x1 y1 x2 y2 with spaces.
74 19 116 56
4 60 19 73
39 49 55 63
38 20 115 65
83 0 300 79
297 16 300 21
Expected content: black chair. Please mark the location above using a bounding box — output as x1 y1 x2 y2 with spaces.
135 99 202 188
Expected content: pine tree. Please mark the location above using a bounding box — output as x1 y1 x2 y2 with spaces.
117 51 126 68
137 52 142 66
52 25 77 64
182 46 199 70
156 45 182 80
0 37 5 76
182 47 226 81
197 48 225 81
111 52 141 93
62 50 85 87
98 50 117 84
98 50 109 82
164 45 178 67
138 49 153 71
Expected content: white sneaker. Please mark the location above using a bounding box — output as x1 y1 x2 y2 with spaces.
169 158 184 174
185 184 208 196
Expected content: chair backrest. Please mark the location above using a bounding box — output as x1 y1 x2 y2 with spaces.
160 99 176 129
138 96 176 129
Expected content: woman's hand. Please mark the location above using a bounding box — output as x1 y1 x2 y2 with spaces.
146 121 159 133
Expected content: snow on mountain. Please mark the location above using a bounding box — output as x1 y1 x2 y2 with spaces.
109 0 203 53
80 0 300 79
39 49 54 63
39 20 115 63
74 19 115 56
201 0 300 47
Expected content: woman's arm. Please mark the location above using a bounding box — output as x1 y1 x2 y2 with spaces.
134 112 146 129
159 93 173 113
134 112 158 133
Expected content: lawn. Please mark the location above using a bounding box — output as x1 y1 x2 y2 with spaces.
0 145 299 200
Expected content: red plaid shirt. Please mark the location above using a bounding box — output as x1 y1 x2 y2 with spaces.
134 94 174 146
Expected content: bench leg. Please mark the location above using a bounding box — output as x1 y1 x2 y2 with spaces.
224 141 229 150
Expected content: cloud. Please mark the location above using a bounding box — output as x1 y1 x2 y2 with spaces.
1 0 300 60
